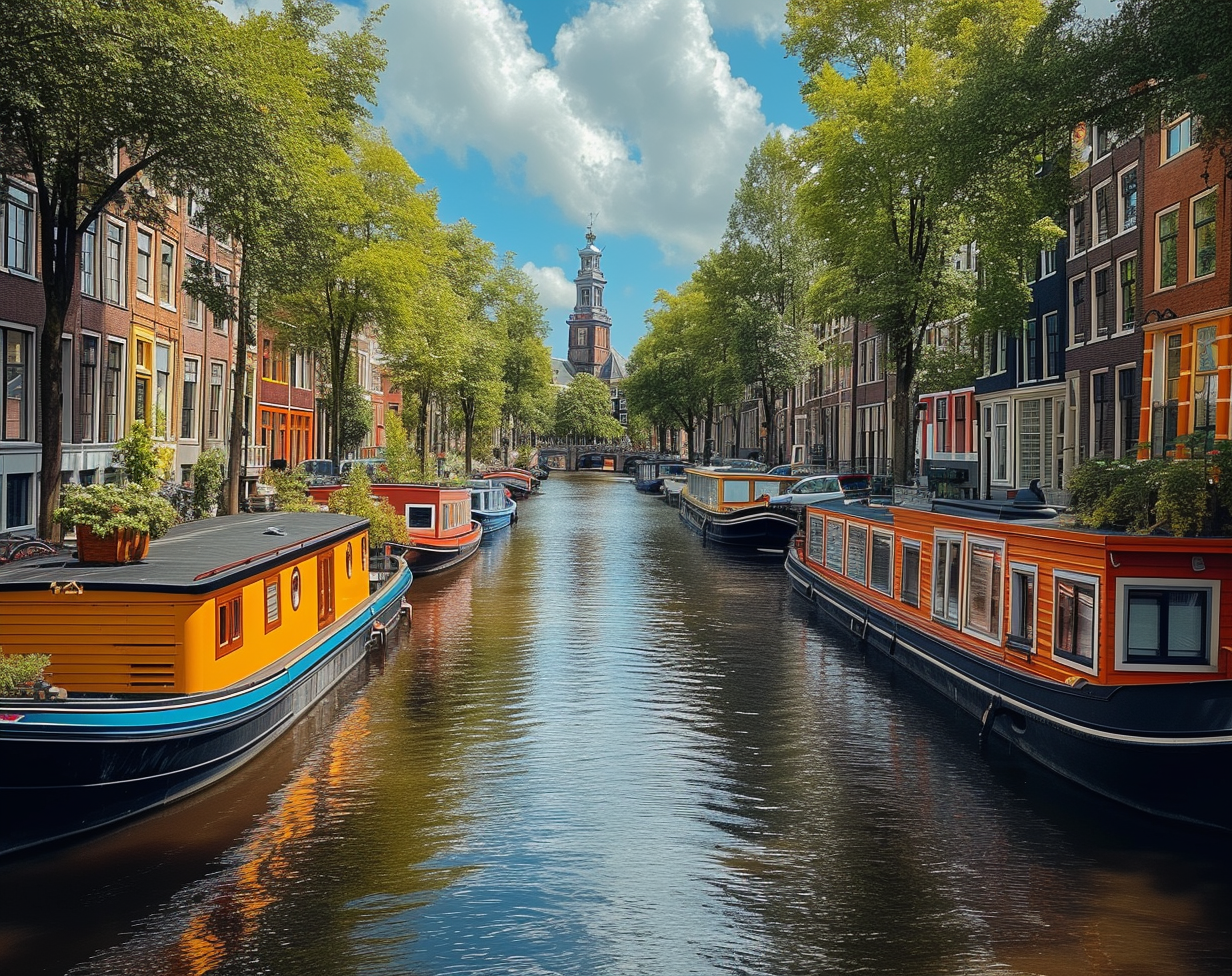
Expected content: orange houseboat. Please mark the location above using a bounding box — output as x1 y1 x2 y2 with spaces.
679 467 801 558
785 492 1232 830
0 513 412 856
310 482 483 575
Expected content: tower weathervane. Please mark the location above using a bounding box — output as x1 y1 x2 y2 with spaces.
586 212 598 244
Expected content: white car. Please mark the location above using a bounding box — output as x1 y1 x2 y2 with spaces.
768 474 872 507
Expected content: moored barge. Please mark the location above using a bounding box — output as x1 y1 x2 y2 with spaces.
678 467 800 558
785 492 1232 830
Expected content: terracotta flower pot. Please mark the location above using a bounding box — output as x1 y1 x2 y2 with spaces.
75 525 151 564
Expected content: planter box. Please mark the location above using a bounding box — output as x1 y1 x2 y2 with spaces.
75 525 150 564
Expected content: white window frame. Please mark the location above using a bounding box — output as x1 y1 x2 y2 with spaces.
846 522 867 585
135 227 153 301
103 220 126 306
962 536 1004 644
1119 163 1138 233
80 218 98 297
1092 262 1114 338
158 238 177 309
932 531 964 627
1116 254 1137 332
870 529 894 596
4 183 35 276
1007 561 1038 653
900 540 921 607
405 502 436 530
1191 189 1218 282
1157 206 1180 291
1093 179 1114 247
1068 274 1086 346
1115 577 1220 673
1162 114 1196 162
1052 570 1100 676
184 253 204 327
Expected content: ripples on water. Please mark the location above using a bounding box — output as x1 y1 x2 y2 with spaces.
6 473 1232 976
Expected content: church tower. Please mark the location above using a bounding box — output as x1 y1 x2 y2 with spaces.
566 219 611 376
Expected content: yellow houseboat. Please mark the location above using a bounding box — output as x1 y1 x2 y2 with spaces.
678 467 801 558
0 512 412 857
785 491 1232 830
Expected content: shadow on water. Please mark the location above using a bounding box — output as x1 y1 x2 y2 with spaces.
4 474 1232 975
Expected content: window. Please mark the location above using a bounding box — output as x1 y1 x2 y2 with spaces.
576 327 586 346
1022 318 1040 381
79 335 98 443
1045 313 1061 379
1193 191 1217 279
102 340 123 442
346 542 354 579
185 255 204 327
5 472 31 530
1158 209 1179 288
181 358 198 440
135 229 152 298
846 524 867 585
1118 256 1136 330
1095 125 1116 158
932 535 962 626
1119 366 1139 457
825 518 844 572
5 185 33 274
935 398 948 453
1070 200 1087 255
1042 246 1057 278
317 552 335 628
964 540 1003 641
1070 276 1086 342
1008 564 1037 652
870 530 893 596
264 576 281 633
213 267 231 332
406 504 434 530
859 337 882 383
1094 266 1114 336
208 362 224 439
1120 167 1137 231
993 402 1008 483
216 589 244 657
159 240 176 306
291 350 312 389
1054 573 1098 670
1164 115 1196 160
104 222 125 304
1094 182 1113 245
81 220 97 296
1017 397 1054 487
900 542 920 607
3 328 30 441
581 287 591 306
1092 371 1114 457
290 567 301 610
155 343 170 439
1119 582 1216 668
954 397 967 454
1194 326 1218 438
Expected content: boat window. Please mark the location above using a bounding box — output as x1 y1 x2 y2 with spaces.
932 535 962 627
724 479 751 504
318 552 335 629
1054 573 1098 671
361 536 368 572
807 514 825 563
290 567 302 610
825 518 844 572
1008 563 1037 652
406 504 434 529
900 542 920 607
846 524 867 584
754 480 781 499
346 542 353 579
964 540 1003 641
264 575 281 633
216 589 244 658
1118 583 1216 668
870 530 893 596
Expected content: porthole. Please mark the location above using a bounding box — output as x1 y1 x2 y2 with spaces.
346 542 354 579
290 567 302 610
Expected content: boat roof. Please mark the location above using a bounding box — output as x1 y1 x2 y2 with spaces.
0 513 368 594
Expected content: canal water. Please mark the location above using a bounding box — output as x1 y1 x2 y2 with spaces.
4 472 1232 976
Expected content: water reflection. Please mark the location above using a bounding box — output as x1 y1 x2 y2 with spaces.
5 474 1232 976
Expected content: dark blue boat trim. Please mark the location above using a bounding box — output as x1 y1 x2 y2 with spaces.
679 495 800 557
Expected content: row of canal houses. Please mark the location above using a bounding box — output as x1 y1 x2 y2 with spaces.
0 149 399 534
711 115 1229 504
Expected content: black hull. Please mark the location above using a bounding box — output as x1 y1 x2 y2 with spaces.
399 531 483 574
786 549 1232 832
0 575 410 857
679 496 799 558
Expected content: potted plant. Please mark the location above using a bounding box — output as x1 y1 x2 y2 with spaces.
53 483 178 564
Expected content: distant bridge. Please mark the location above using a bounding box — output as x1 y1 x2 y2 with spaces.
536 447 645 473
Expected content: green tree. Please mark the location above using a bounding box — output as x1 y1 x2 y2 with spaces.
496 259 554 454
555 373 624 442
382 410 417 484
786 0 1059 485
709 133 820 463
0 0 271 536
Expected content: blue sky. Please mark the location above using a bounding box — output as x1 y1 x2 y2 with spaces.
225 0 1118 361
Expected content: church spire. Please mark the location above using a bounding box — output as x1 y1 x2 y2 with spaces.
566 220 612 376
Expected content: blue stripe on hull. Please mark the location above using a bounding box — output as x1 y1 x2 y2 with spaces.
785 550 1232 831
0 565 411 856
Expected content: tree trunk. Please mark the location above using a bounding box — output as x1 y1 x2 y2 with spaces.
37 305 66 540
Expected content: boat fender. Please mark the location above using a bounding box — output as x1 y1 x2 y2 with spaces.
368 620 387 651
400 599 413 621
978 696 1004 753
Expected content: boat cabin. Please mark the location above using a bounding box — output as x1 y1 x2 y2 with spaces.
683 468 800 514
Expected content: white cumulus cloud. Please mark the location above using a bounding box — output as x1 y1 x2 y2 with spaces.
521 261 575 312
375 0 773 261
702 0 786 41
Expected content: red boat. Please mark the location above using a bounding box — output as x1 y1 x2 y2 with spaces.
480 468 540 500
310 482 482 575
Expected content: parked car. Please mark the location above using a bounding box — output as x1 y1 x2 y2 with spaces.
766 463 827 478
297 459 338 485
339 458 384 481
713 458 767 472
768 473 872 507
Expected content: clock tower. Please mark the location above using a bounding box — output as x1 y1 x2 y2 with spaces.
566 220 611 376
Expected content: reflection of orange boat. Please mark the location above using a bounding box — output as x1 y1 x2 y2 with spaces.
786 493 1232 830
310 482 482 575
0 513 412 857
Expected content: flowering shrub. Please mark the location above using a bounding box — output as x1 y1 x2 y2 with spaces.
53 483 178 539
